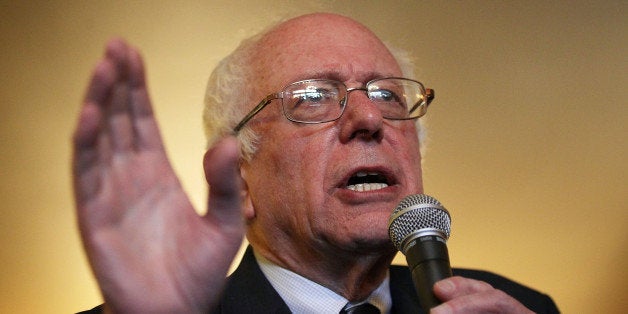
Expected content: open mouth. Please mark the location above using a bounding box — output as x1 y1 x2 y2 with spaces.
346 171 391 192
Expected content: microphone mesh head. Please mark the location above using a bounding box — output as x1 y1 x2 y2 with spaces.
388 194 451 252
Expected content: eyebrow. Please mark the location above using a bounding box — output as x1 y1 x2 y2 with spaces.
293 69 394 84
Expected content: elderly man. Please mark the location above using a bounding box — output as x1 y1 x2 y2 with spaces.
74 13 558 313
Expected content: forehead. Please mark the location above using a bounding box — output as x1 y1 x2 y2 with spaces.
252 15 402 89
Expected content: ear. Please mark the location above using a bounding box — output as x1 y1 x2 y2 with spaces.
239 166 256 220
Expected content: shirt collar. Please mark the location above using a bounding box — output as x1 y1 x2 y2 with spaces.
255 251 392 313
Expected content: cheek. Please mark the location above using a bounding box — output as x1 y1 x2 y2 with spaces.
268 123 335 167
390 123 423 184
246 129 334 235
253 126 334 198
388 122 421 151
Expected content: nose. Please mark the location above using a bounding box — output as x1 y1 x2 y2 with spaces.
338 88 384 143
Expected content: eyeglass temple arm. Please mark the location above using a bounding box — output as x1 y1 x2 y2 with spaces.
407 88 435 115
426 88 435 105
233 94 278 133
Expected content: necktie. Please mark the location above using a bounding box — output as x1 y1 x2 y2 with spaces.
340 302 381 314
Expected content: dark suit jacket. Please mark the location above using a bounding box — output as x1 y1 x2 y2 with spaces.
214 247 558 313
81 247 559 313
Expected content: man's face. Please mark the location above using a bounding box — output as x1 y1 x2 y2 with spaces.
241 15 424 259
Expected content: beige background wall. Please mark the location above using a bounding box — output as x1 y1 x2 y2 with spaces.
1 1 626 312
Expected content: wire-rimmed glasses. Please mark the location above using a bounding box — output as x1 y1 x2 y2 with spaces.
233 77 434 132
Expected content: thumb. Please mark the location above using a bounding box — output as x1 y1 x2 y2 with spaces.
203 137 244 226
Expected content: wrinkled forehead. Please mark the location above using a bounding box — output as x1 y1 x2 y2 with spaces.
251 14 402 91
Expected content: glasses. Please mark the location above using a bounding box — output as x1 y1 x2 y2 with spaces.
233 77 434 132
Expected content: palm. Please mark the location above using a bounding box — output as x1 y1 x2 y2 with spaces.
73 39 243 313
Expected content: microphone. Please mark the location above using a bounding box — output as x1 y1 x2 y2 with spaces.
388 194 452 310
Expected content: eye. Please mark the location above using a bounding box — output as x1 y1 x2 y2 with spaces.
369 89 398 102
291 88 336 107
299 90 324 103
283 80 345 122
368 86 409 118
370 89 407 110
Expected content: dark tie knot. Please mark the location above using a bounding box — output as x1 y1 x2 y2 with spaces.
340 302 381 314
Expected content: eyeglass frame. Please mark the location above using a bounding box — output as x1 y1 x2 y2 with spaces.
232 77 435 133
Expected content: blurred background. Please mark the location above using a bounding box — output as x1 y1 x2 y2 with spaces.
1 1 626 312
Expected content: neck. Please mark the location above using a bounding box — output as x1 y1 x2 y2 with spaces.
253 240 397 301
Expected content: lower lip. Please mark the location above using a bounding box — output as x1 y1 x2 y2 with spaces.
334 185 399 204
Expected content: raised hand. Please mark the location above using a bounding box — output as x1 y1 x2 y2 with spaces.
73 39 244 313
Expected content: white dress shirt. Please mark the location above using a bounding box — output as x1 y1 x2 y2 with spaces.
255 251 392 314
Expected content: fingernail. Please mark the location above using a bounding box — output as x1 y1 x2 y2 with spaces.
430 304 452 314
435 279 455 293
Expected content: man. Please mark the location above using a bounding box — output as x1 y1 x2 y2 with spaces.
74 13 558 313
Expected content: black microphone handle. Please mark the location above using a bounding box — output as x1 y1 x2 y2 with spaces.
405 235 453 310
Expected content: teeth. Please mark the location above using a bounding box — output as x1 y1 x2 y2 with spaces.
346 171 390 192
346 183 389 192
355 171 381 177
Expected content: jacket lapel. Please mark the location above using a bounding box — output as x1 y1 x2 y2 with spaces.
216 246 292 314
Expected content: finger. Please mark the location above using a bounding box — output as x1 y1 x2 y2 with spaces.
431 289 533 314
125 45 164 151
203 137 244 226
433 276 494 301
83 44 118 114
72 101 105 206
75 57 116 152
73 53 120 204
103 39 135 152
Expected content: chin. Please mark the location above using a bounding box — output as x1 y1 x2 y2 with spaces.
344 226 396 254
